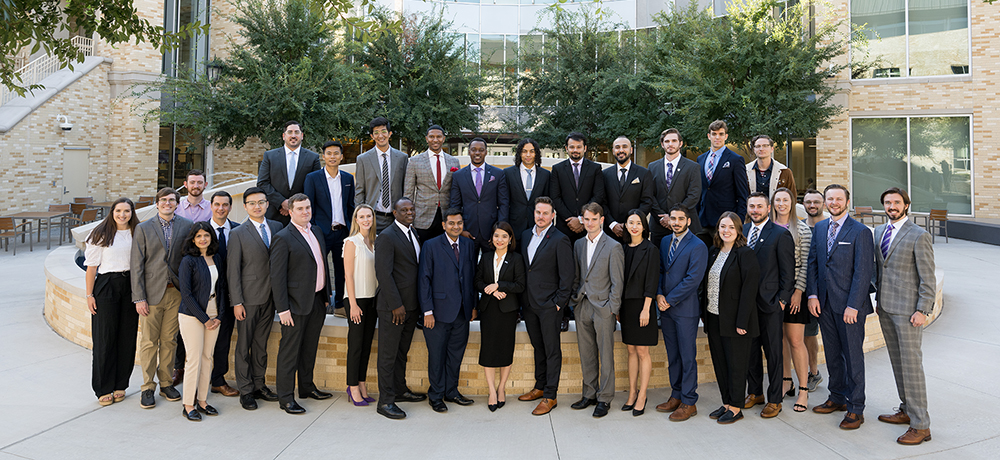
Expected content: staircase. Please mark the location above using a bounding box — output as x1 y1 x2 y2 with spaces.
0 36 94 106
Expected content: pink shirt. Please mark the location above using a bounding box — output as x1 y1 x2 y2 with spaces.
175 197 211 222
292 221 326 293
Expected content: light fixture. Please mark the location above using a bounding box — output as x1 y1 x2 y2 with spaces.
56 114 73 132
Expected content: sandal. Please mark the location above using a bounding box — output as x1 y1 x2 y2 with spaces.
98 394 114 406
793 386 808 412
783 377 795 398
113 390 126 402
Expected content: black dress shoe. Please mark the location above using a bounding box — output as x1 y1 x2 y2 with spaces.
300 389 333 400
621 401 635 411
240 394 258 410
377 403 406 419
717 409 744 424
560 317 570 332
140 389 155 409
253 387 279 402
429 399 448 412
593 402 610 418
159 385 182 402
497 401 505 409
396 390 427 402
445 394 474 406
197 404 219 416
281 400 307 414
571 398 598 410
183 408 202 421
709 406 727 420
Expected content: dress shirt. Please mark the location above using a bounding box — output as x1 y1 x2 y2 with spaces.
586 231 604 268
176 197 211 223
748 219 767 248
157 214 175 251
884 216 907 250
705 146 725 178
285 146 301 185
247 216 270 245
291 221 326 292
527 223 551 264
212 218 232 244
208 264 219 298
428 150 444 189
664 154 681 183
493 251 505 282
395 219 421 261
325 168 345 226
376 146 392 213
84 229 133 274
520 164 536 197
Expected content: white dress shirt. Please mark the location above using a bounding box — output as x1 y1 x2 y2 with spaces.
247 216 270 244
84 229 132 274
585 231 603 268
376 146 392 213
325 168 345 227
212 218 232 244
884 216 907 250
285 146 301 184
527 223 551 264
519 164 536 197
428 150 444 189
664 154 681 182
395 219 420 261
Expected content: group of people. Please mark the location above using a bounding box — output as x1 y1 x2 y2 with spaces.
81 117 935 445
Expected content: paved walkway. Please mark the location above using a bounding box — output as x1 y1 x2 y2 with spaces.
0 238 998 460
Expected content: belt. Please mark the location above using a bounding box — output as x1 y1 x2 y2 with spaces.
167 282 175 289
375 211 392 217
331 224 346 231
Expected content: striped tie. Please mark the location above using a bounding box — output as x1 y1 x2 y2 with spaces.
827 221 839 254
668 237 679 264
380 153 390 209
748 226 760 249
881 224 893 259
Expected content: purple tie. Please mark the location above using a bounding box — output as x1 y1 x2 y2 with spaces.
474 167 483 196
827 221 839 254
573 162 581 187
666 162 674 189
452 242 460 262
881 224 893 258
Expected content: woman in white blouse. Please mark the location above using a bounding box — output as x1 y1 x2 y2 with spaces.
84 198 140 406
344 205 378 405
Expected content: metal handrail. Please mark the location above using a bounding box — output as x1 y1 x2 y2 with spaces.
1 36 94 106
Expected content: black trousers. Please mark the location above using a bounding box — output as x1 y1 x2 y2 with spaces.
91 272 139 397
346 296 377 386
423 309 470 401
210 299 236 387
523 306 562 399
323 227 349 310
706 312 752 407
747 308 785 403
275 292 326 405
234 299 276 395
415 206 444 243
376 308 419 406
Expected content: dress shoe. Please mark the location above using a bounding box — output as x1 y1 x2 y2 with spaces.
332 307 348 318
813 400 848 414
709 406 727 420
140 389 155 409
183 407 202 421
197 404 219 416
532 398 557 415
488 403 498 412
396 390 427 402
171 368 184 386
621 401 635 411
839 412 864 430
445 394 474 406
592 402 610 418
655 397 681 413
240 394 258 410
281 400 307 414
347 387 369 407
571 397 597 410
497 400 505 409
669 403 697 422
253 387 279 402
377 403 406 419
159 385 181 402
518 389 544 402
717 409 744 424
878 409 911 425
211 384 239 397
761 402 782 418
897 427 932 445
560 317 570 332
743 394 764 409
300 389 332 400
429 399 448 413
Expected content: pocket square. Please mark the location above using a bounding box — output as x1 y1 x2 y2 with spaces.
838 241 851 245
489 176 495 182
722 162 731 169
630 178 640 184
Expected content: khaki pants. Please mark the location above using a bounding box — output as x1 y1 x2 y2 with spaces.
139 287 181 391
178 299 219 406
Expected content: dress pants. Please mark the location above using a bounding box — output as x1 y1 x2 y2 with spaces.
747 308 784 403
178 302 220 406
423 309 470 401
234 300 276 395
346 297 378 386
139 287 181 391
376 308 419 406
324 227 348 310
275 292 326 405
415 207 444 243
523 305 562 400
705 313 752 407
575 299 616 403
374 212 395 235
878 307 930 429
209 299 236 387
660 312 700 405
817 299 867 414
91 272 139 397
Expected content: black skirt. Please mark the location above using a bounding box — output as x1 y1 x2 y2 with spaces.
619 298 659 346
478 305 518 367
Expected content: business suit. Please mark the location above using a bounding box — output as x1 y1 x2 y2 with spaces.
743 220 796 405
657 231 708 405
177 253 226 406
807 215 875 414
270 223 332 406
228 217 283 396
131 214 193 392
257 147 322 225
549 158 606 242
602 163 654 241
503 164 551 249
648 156 703 244
449 163 509 251
697 147 750 230
571 232 624 404
374 222 422 406
354 146 408 232
475 250 526 367
875 218 935 430
304 168 356 309
404 150 460 240
208 219 240 389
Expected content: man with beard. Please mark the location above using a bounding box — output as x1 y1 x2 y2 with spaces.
648 129 702 248
171 169 211 385
601 136 654 242
257 121 322 227
801 189 827 391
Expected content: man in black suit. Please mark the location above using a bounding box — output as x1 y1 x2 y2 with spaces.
550 132 606 242
602 136 654 242
516 196 574 416
304 141 355 313
742 192 796 418
697 120 750 237
206 191 240 398
257 120 322 226
648 128 702 246
374 198 428 419
449 138 509 252
503 138 550 249
270 194 333 415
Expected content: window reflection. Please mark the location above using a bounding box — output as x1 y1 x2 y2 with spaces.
851 118 907 209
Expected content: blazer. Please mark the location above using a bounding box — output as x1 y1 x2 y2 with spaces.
874 219 935 316
657 231 709 318
701 245 760 337
178 253 227 324
131 215 194 305
227 218 283 307
404 150 460 229
602 163 655 231
806 216 875 316
622 239 660 301
549 158 606 237
697 147 750 229
354 146 408 209
648 156 703 236
303 168 356 239
746 158 797 199
417 234 477 323
520 225 575 311
374 223 421 313
744 220 796 313
474 250 526 314
571 232 625 314
269 223 332 316
449 163 509 247
257 147 322 220
503 165 551 244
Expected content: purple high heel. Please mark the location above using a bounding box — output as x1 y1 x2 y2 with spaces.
347 387 368 406
363 395 376 403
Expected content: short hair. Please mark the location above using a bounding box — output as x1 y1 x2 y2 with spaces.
514 138 541 167
288 193 310 208
566 132 587 146
624 209 649 241
156 187 180 203
370 117 391 133
469 137 487 148
322 141 343 153
492 221 516 249
748 191 769 203
669 204 692 220
752 134 774 147
881 187 911 207
708 120 728 133
186 169 205 181
443 207 463 220
581 202 604 217
613 135 631 145
533 196 554 214
394 197 414 211
182 221 219 257
243 186 266 203
803 188 823 200
426 124 444 135
210 191 232 206
824 183 850 202
660 128 683 144
284 120 302 131
713 211 747 249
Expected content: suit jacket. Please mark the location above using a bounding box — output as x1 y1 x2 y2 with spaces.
806 216 875 316
418 234 477 323
622 239 660 301
602 163 654 232
374 223 420 313
257 147 322 220
549 158 606 238
747 158 797 199
503 165 551 244
701 246 760 337
354 146 408 209
657 231 709 318
520 226 575 311
269 223 332 316
474 250 526 313
131 215 194 305
874 219 935 316
227 218 283 306
178 253 227 324
648 156 703 236
744 220 796 313
697 147 750 229
404 150 460 229
304 168 356 240
449 163 509 247
571 232 625 314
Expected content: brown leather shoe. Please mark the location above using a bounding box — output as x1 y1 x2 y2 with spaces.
171 368 183 386
897 427 931 445
760 402 782 418
812 400 848 414
878 410 911 425
211 384 239 397
655 397 681 413
744 394 764 409
839 412 865 430
532 398 557 415
518 389 544 402
668 403 697 421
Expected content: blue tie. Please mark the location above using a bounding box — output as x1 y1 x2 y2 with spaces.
260 223 269 248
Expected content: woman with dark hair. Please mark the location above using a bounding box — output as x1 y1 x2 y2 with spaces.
618 209 659 416
701 211 760 424
177 221 225 421
344 204 378 406
84 197 140 406
474 221 525 412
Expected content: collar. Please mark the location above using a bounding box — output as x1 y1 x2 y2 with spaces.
673 229 689 242
570 158 583 167
617 161 631 173
753 159 773 172
246 216 266 227
710 146 725 157
829 213 848 227
157 214 174 225
324 168 340 180
291 220 312 233
587 231 603 244
212 219 231 231
428 150 442 157
751 219 768 233
446 234 460 245
888 216 908 231
472 162 486 171
532 223 552 238
664 154 680 166
395 220 413 234
376 146 390 156
520 163 535 174
180 197 208 209
285 146 301 156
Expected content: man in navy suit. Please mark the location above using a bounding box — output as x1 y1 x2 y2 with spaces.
206 191 241 397
257 121 322 226
807 184 875 430
654 204 708 421
449 138 509 252
304 141 355 314
697 120 750 234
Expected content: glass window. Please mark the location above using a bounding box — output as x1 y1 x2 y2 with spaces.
481 34 505 105
851 118 907 210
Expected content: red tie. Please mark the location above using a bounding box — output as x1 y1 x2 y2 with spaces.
435 154 442 190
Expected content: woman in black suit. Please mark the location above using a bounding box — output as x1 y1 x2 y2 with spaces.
618 210 659 416
474 222 525 412
701 211 760 425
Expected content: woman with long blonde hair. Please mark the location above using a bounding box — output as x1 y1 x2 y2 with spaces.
343 204 378 405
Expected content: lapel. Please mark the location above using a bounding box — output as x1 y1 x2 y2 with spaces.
585 233 607 276
621 165 639 194
293 149 311 187
149 217 169 253
275 149 290 190
245 219 269 252
626 241 648 281
828 217 852 257
718 247 738 282
664 232 691 270
442 236 459 268
509 167 527 200
496 252 511 281
287 225 315 262
885 220 912 261
394 224 418 261
316 170 332 213
749 221 773 253
666 159 680 193
530 227 552 268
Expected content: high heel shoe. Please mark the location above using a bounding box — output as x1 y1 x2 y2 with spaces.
793 387 809 412
621 400 635 411
497 390 505 409
783 377 795 398
633 398 647 417
347 387 368 407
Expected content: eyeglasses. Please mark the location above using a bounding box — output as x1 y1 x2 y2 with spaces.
158 198 177 203
246 200 268 207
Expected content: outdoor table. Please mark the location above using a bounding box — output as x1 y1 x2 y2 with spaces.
89 201 117 219
2 211 72 250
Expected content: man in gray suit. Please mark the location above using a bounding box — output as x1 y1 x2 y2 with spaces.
227 187 283 411
355 117 408 233
569 202 624 418
257 120 322 226
648 128 702 247
131 187 193 409
404 124 460 242
874 187 935 446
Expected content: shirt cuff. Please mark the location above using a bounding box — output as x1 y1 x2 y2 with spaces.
808 295 818 300
424 311 433 316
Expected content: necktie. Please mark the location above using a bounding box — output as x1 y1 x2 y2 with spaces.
408 229 419 261
217 226 227 259
827 221 839 254
525 169 534 196
287 152 297 186
619 167 627 190
881 224 893 258
668 237 679 264
452 242 460 262
260 223 269 248
666 162 674 189
475 167 483 196
748 226 760 249
380 153 390 210
706 152 716 181
573 162 580 188
435 154 442 190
